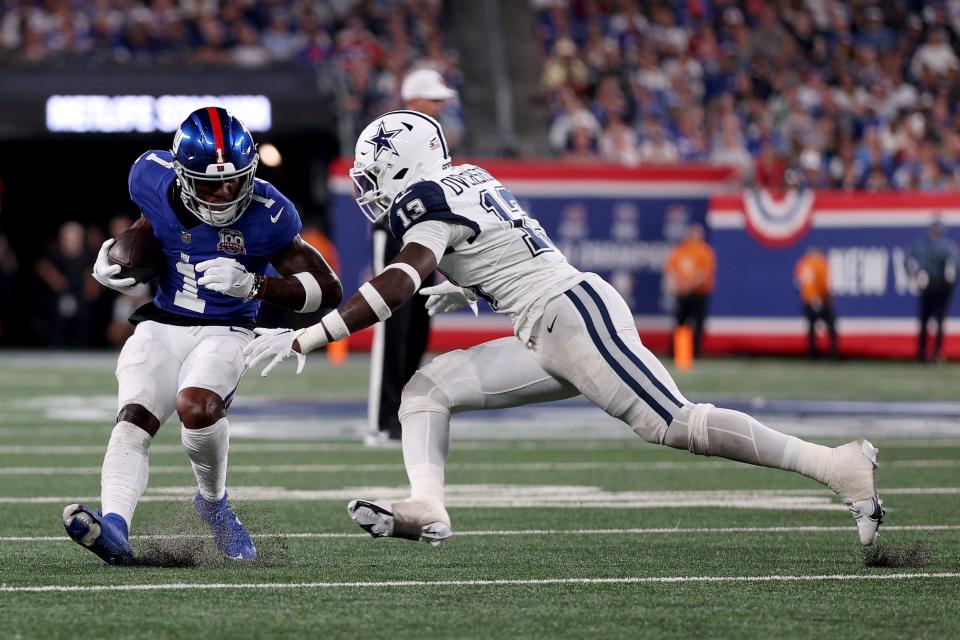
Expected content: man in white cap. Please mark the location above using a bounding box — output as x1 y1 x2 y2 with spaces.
365 68 457 446
401 68 457 120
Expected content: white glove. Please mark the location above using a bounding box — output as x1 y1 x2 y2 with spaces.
419 281 479 316
242 327 306 377
196 257 254 298
92 238 142 296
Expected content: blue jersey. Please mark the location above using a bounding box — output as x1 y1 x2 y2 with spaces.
128 150 301 325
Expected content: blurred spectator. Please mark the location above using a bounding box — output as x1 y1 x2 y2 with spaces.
562 124 603 164
549 86 601 153
911 29 959 78
106 283 151 348
599 118 640 166
904 219 959 363
638 117 679 164
0 233 18 340
99 215 139 347
34 221 97 347
754 140 787 190
708 112 751 173
794 246 838 359
664 223 716 358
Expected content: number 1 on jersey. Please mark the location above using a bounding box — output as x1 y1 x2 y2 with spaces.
480 188 554 256
173 259 206 313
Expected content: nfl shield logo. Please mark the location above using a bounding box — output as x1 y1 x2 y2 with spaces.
181 230 192 244
217 229 246 255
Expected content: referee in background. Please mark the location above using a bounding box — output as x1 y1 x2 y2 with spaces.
905 219 959 363
365 68 457 446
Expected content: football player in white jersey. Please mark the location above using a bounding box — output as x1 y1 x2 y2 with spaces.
245 111 884 547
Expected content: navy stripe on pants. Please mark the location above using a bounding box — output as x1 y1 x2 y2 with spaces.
564 286 675 426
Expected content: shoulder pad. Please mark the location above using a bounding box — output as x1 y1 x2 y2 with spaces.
388 181 480 242
250 180 302 255
128 150 175 216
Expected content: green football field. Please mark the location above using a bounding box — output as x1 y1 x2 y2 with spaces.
1 352 958 639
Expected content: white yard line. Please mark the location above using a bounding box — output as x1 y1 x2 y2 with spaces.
0 461 755 475
1 485 958 505
2 524 958 543
2 459 959 476
0 444 373 455
2 573 959 593
4 440 960 455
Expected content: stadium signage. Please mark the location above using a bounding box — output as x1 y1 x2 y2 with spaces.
45 95 271 133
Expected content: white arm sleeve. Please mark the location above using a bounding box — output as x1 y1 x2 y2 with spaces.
402 221 469 264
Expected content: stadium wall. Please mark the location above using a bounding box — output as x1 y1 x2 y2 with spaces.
330 160 960 359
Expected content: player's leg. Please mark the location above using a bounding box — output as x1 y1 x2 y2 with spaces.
673 295 689 356
918 294 931 361
539 276 882 544
931 289 948 361
63 320 179 564
691 294 707 357
804 303 818 358
824 303 839 358
177 325 255 559
349 336 579 544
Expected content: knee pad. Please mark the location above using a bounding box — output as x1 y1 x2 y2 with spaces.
399 370 451 422
685 402 715 455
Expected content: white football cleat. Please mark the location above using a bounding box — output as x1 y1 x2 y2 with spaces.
347 499 453 547
849 496 885 546
825 439 884 545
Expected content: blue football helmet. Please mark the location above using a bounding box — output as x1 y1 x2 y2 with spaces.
172 106 259 227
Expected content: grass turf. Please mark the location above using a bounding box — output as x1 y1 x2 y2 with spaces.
0 352 958 639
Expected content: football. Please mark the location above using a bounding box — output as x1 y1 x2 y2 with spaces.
107 225 164 283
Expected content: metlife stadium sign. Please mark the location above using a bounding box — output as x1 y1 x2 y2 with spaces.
0 67 331 138
45 95 271 133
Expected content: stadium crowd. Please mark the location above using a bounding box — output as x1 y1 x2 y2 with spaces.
534 0 960 191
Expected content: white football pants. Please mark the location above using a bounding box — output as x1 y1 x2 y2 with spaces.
400 274 685 443
399 274 833 507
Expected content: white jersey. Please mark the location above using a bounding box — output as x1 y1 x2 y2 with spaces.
387 164 585 342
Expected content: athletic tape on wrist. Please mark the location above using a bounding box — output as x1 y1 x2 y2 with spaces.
359 282 392 321
292 272 323 313
383 262 422 291
297 323 329 353
320 310 350 341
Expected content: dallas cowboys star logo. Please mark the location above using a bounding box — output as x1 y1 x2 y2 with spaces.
365 121 402 160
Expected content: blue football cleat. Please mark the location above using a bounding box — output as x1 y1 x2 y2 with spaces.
194 492 257 560
62 504 134 565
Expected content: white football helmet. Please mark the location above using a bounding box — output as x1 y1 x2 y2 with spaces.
350 110 451 222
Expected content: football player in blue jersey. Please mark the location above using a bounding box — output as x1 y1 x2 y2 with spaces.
62 107 342 564
246 110 883 550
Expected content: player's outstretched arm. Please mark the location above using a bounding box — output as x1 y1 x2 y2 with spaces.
243 243 436 376
196 235 342 309
303 242 436 345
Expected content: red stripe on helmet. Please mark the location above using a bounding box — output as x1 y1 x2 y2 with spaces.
206 107 226 163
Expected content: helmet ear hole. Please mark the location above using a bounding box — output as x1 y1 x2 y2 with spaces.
392 168 408 180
